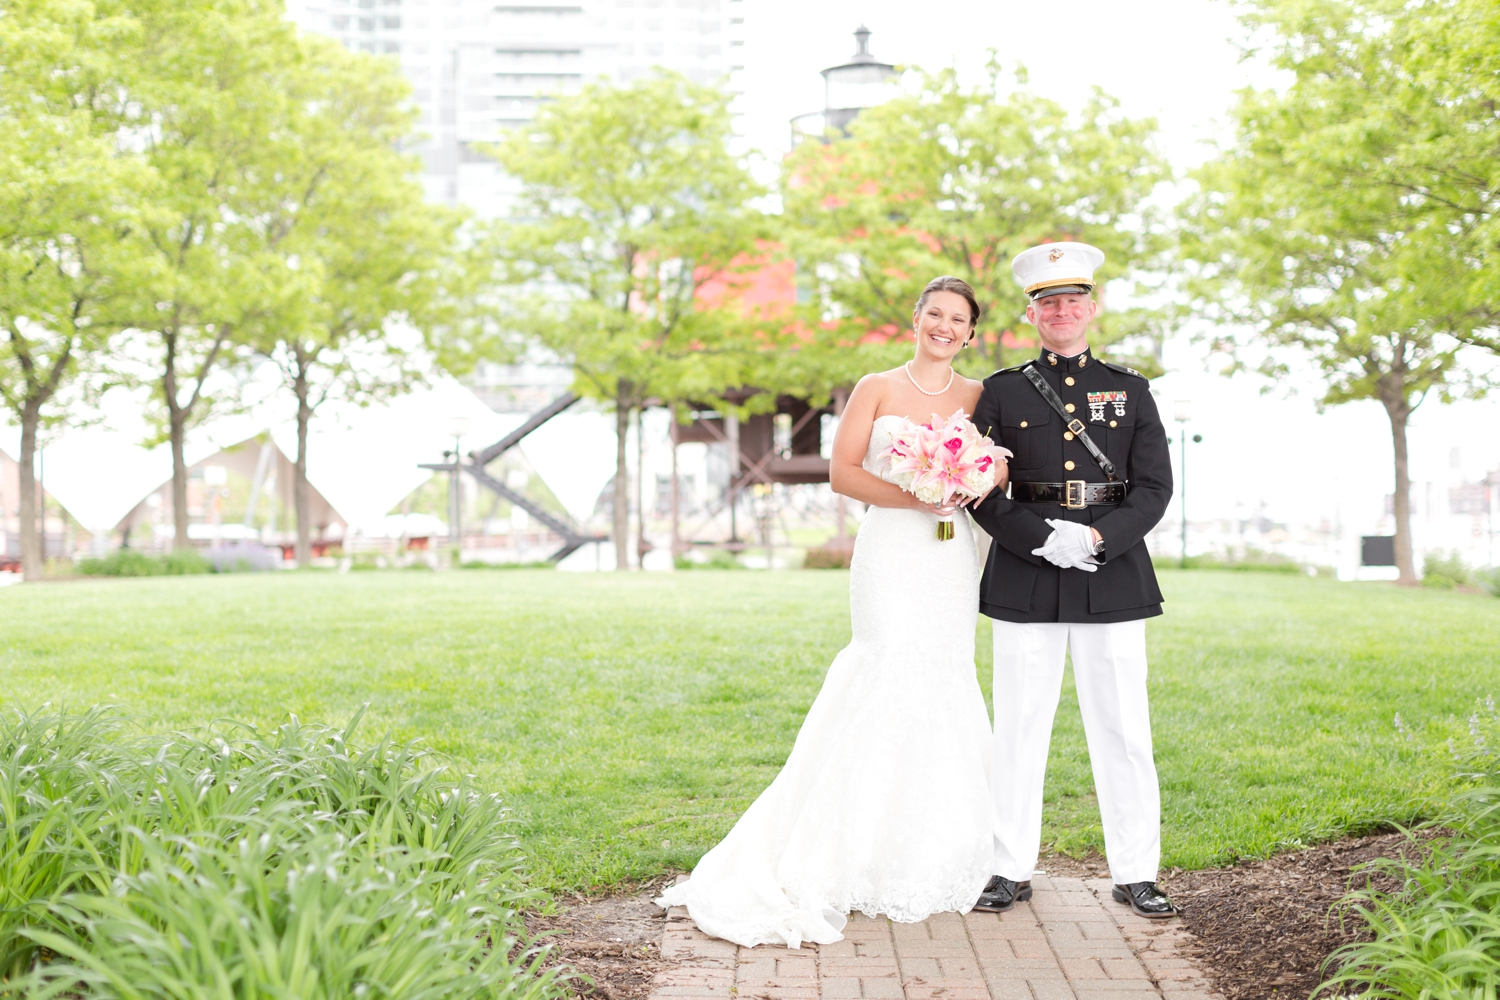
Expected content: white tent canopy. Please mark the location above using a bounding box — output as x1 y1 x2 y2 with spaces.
1 363 617 539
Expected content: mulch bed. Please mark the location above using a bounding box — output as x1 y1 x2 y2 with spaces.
1160 832 1433 1000
529 876 676 1000
1044 833 1432 1000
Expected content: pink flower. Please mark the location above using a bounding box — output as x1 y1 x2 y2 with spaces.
884 409 1012 508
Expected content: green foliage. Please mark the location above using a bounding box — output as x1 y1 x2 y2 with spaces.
77 550 213 577
238 36 463 565
480 71 764 411
1476 570 1500 599
1317 703 1500 1000
779 60 1170 382
1422 551 1471 590
0 0 153 577
1178 0 1500 583
0 706 561 999
479 71 764 567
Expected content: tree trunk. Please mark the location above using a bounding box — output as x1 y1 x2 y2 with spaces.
17 402 42 581
636 405 648 567
294 366 313 568
168 405 190 550
161 330 192 551
1383 398 1417 585
670 425 681 559
614 386 632 571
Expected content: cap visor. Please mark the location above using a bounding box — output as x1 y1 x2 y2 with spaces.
1029 284 1093 300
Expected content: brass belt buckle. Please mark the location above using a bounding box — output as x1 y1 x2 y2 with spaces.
1064 480 1087 509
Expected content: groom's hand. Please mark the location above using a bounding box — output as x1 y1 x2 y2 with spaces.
1031 519 1100 572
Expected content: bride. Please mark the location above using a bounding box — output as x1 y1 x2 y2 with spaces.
656 276 1005 948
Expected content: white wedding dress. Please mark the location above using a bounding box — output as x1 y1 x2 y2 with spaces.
656 415 995 948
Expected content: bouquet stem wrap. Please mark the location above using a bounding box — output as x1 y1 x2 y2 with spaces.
886 410 1012 542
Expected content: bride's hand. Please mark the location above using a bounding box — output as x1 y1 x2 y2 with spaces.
992 458 1010 491
917 499 960 517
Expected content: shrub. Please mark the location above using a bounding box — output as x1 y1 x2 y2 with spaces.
0 706 566 1000
803 545 854 569
1317 701 1500 1000
76 550 164 576
1477 569 1500 598
675 550 744 570
1422 551 1471 589
161 549 213 574
77 550 213 577
1152 548 1306 574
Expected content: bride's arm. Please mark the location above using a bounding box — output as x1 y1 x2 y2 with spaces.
829 376 941 511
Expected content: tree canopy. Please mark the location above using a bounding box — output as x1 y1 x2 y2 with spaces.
480 71 765 569
1178 0 1498 583
780 62 1169 382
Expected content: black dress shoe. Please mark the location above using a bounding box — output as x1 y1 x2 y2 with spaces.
973 875 1032 912
1111 881 1176 919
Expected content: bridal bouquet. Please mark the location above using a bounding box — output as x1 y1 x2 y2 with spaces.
887 411 1012 540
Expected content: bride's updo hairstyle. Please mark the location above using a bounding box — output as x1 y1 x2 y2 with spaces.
913 276 981 342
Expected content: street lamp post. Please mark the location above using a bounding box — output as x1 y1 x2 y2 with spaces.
447 416 471 555
1173 401 1202 569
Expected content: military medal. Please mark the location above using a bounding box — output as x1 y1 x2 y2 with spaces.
1087 390 1126 423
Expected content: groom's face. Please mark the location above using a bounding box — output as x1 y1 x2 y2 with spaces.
1026 292 1098 349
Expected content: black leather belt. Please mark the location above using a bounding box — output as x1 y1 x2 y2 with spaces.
1013 481 1127 508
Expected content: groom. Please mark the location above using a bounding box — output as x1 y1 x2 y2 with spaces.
967 242 1177 919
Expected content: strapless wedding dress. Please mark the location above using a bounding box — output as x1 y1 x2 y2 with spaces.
656 415 995 948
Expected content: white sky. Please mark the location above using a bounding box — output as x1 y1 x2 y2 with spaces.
731 0 1500 548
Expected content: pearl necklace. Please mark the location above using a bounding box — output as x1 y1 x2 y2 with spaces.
904 361 954 396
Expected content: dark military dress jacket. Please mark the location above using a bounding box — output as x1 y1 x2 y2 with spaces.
968 347 1173 624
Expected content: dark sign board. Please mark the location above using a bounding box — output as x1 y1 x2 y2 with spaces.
1361 535 1396 567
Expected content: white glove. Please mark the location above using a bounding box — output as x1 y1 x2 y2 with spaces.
1031 518 1100 572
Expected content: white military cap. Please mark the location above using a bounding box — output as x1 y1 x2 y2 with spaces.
1010 242 1106 299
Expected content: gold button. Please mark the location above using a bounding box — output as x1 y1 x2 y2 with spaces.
1109 420 1118 428
1064 403 1075 413
1064 460 1075 471
1065 377 1075 386
1063 431 1074 441
1019 420 1028 428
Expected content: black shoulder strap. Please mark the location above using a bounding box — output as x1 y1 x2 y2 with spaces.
1019 364 1119 482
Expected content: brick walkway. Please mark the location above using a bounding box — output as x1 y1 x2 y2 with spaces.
651 874 1222 1000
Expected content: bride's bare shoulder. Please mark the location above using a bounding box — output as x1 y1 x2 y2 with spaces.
856 368 906 387
849 369 903 402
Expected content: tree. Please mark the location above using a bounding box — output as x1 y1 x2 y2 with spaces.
1178 0 1494 585
484 72 763 570
107 0 300 551
242 38 461 566
0 0 145 579
779 61 1169 381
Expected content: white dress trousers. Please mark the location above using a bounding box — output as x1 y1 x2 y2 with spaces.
990 619 1160 885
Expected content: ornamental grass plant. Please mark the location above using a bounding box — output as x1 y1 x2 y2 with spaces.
1318 703 1500 1000
0 706 567 1000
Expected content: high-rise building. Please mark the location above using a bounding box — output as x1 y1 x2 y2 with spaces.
286 0 743 215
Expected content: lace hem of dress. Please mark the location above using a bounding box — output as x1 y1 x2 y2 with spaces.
782 873 986 924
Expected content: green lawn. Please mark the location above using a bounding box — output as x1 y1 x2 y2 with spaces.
0 569 1493 889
